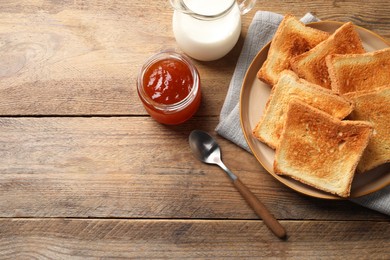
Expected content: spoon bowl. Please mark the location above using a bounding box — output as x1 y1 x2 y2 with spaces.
189 130 221 165
189 130 237 180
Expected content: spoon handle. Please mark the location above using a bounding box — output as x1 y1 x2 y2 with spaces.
233 178 287 239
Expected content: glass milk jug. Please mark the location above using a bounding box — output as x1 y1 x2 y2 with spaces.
170 0 256 61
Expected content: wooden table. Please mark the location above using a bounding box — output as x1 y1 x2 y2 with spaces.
0 1 389 258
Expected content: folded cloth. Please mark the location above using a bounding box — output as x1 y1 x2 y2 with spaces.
215 11 390 215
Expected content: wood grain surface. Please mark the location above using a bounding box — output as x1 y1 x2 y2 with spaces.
0 116 384 220
0 1 388 116
0 219 389 258
0 0 389 258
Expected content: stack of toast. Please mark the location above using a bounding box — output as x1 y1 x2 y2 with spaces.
253 14 390 198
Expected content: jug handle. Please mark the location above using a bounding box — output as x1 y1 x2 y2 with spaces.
237 0 257 15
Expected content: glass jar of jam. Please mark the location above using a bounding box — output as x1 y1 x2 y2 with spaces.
137 50 201 125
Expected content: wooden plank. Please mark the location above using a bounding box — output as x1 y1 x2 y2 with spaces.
0 218 389 258
0 1 234 116
0 116 386 220
257 1 390 38
0 1 388 116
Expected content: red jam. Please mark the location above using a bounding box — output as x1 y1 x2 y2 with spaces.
143 59 193 105
137 51 201 125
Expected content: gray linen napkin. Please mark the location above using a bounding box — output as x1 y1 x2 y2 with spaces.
215 11 390 215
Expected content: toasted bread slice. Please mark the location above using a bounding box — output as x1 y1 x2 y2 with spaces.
290 22 365 89
327 47 390 94
344 85 390 172
274 99 372 198
257 14 329 86
253 70 353 149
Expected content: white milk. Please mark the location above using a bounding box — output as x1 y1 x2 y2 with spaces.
172 0 241 61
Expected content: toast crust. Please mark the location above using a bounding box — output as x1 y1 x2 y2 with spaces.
327 47 390 94
290 22 365 89
344 85 390 172
253 70 353 149
274 99 372 197
257 14 329 86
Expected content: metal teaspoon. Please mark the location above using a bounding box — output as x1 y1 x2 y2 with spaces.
189 130 287 239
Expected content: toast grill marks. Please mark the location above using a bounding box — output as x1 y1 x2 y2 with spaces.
344 86 390 173
257 14 329 86
252 70 353 149
274 99 372 198
326 47 390 94
290 22 365 89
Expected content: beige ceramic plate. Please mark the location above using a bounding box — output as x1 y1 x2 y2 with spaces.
240 21 390 199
